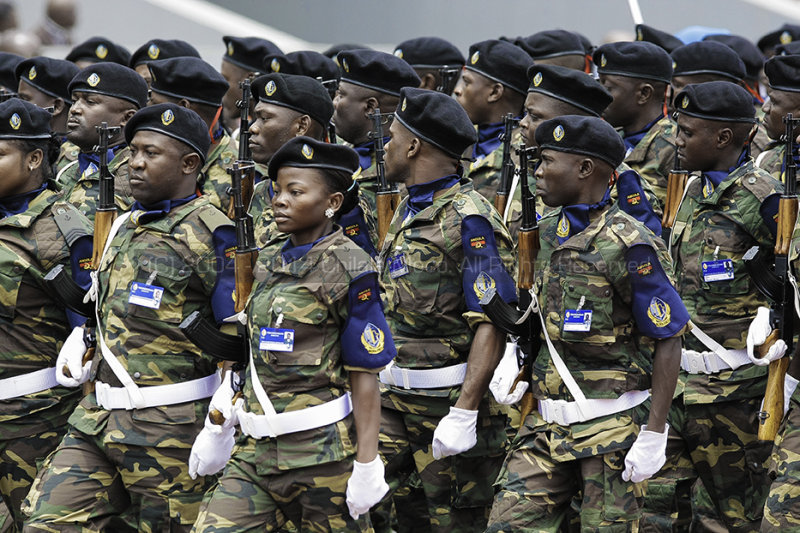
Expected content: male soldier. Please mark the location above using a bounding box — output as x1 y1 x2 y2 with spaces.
704 34 766 104
756 55 800 181
453 39 533 202
60 62 148 216
757 24 800 58
595 41 675 203
129 38 200 87
146 56 234 214
23 103 237 533
393 37 465 94
219 36 281 134
635 24 684 53
65 36 131 69
15 56 78 137
377 87 517 532
486 114 688 533
642 81 782 532
514 29 590 72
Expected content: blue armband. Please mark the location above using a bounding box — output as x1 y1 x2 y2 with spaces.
340 272 396 368
760 192 780 239
461 215 517 313
616 170 661 236
210 225 237 324
338 203 377 257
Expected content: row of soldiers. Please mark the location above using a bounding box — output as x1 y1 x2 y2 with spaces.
1 19 800 533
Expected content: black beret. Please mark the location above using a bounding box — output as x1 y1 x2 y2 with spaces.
671 41 746 81
393 37 465 68
129 39 200 68
527 64 612 117
148 57 228 107
703 34 764 81
515 30 586 60
775 41 800 56
338 49 420 96
573 32 595 55
16 57 79 103
268 136 358 181
66 37 131 66
323 43 369 59
535 115 626 169
465 39 534 95
69 63 148 109
264 51 339 84
250 73 333 128
594 41 672 83
222 36 281 72
674 81 755 123
758 24 800 53
765 55 800 93
125 103 210 162
0 98 52 139
394 87 477 159
0 52 23 91
635 25 683 53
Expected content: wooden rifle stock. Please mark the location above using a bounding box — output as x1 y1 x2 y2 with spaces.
517 228 538 291
376 191 396 249
234 249 256 313
661 169 688 231
227 164 255 220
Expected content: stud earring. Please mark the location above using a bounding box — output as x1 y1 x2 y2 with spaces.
325 207 334 219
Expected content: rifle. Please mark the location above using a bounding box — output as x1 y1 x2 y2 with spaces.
227 79 255 220
660 144 689 244
229 160 258 313
436 66 461 95
481 145 541 422
318 77 338 144
371 109 399 249
494 113 518 217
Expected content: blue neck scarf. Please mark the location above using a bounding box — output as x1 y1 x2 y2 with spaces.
473 120 505 160
555 195 612 245
77 143 122 176
281 233 328 263
701 149 749 198
405 174 460 218
353 137 389 171
0 183 47 219
130 194 197 225
623 114 664 152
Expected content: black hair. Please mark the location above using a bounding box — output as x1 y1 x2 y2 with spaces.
321 167 360 219
13 133 61 183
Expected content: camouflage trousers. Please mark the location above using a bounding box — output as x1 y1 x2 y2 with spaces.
375 405 507 533
762 389 800 531
192 437 371 532
486 424 644 533
640 396 771 533
21 428 216 533
1 429 65 533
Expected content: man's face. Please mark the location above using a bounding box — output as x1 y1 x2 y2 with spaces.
452 68 494 124
17 80 56 109
146 89 178 107
247 101 300 163
520 93 571 148
134 64 152 88
762 87 800 141
534 148 585 207
332 81 371 144
383 118 413 183
219 60 250 126
675 114 719 172
598 74 640 129
66 91 131 151
128 130 191 205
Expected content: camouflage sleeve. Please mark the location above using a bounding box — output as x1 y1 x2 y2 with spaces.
340 272 396 373
209 225 237 323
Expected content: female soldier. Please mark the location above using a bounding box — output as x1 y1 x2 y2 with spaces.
191 136 396 532
0 98 92 530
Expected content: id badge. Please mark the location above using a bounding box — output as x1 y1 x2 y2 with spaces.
563 309 592 332
388 253 409 279
259 327 295 352
702 259 734 282
128 282 164 309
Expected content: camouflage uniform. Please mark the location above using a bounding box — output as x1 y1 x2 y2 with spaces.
64 146 135 221
54 141 81 191
763 383 800 531
487 202 687 533
376 178 515 532
462 127 523 204
641 160 782 533
249 179 279 247
0 188 92 532
194 228 394 532
755 142 785 182
750 121 771 159
624 116 677 205
197 132 237 214
23 196 236 533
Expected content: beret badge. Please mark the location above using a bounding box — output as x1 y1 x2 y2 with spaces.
161 109 174 126
553 124 565 141
148 44 160 60
95 44 108 59
9 113 20 130
87 73 100 87
302 143 314 160
265 80 277 96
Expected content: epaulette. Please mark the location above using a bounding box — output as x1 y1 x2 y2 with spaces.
331 242 373 281
452 191 489 220
608 208 655 249
739 166 781 203
196 203 234 233
51 201 90 247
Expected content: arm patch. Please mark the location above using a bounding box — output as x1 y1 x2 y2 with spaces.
461 214 517 313
340 272 396 369
210 225 237 324
615 170 661 236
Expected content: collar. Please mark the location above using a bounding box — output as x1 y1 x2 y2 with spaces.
77 143 124 176
404 174 461 218
280 232 330 263
0 182 48 219
473 120 505 160
353 138 388 171
623 114 664 152
701 149 749 198
130 193 198 226
554 195 613 245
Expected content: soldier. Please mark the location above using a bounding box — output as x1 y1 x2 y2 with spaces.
23 103 237 532
15 56 78 137
634 24 684 54
59 63 148 216
393 37 465 94
375 87 517 532
486 114 688 533
643 81 782 532
757 24 800 58
65 36 131 69
146 56 234 214
703 34 766 104
514 29 591 72
129 38 200 87
453 39 533 202
263 50 340 98
0 99 92 532
756 55 800 181
192 136 396 532
594 41 675 203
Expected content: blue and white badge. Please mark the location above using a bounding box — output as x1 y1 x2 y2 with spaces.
259 327 294 352
388 253 409 278
563 309 592 332
702 259 734 282
128 282 164 309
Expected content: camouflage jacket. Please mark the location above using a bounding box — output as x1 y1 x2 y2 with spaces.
462 126 523 204
240 228 394 473
54 140 81 191
0 189 91 437
198 132 237 214
69 196 235 447
249 178 282 247
755 143 784 182
624 115 676 205
670 160 781 404
64 146 134 222
750 121 771 159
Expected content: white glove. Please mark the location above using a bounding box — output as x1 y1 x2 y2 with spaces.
622 424 669 483
747 307 787 366
431 407 478 460
208 370 243 430
82 271 98 304
55 327 91 387
785 374 800 417
188 417 235 479
490 342 529 405
345 456 389 520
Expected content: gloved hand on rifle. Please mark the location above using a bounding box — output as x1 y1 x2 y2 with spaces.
345 456 389 520
432 406 478 459
55 326 92 387
207 369 243 430
622 424 669 483
746 307 787 366
188 370 242 479
489 342 528 404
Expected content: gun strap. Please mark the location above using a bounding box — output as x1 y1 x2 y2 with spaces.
55 160 78 184
248 344 278 417
53 205 90 247
504 167 521 224
687 324 750 371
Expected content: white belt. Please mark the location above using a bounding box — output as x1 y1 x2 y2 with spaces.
0 367 59 400
538 389 651 426
378 362 467 389
238 392 352 438
680 349 750 374
94 373 220 410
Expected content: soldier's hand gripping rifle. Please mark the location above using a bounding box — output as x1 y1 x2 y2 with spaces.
493 113 518 217
371 108 399 248
480 145 541 421
660 143 689 244
226 79 256 220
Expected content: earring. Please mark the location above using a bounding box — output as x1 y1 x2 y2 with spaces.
324 207 335 219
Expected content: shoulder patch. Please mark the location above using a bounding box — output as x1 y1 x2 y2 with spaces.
197 204 234 232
